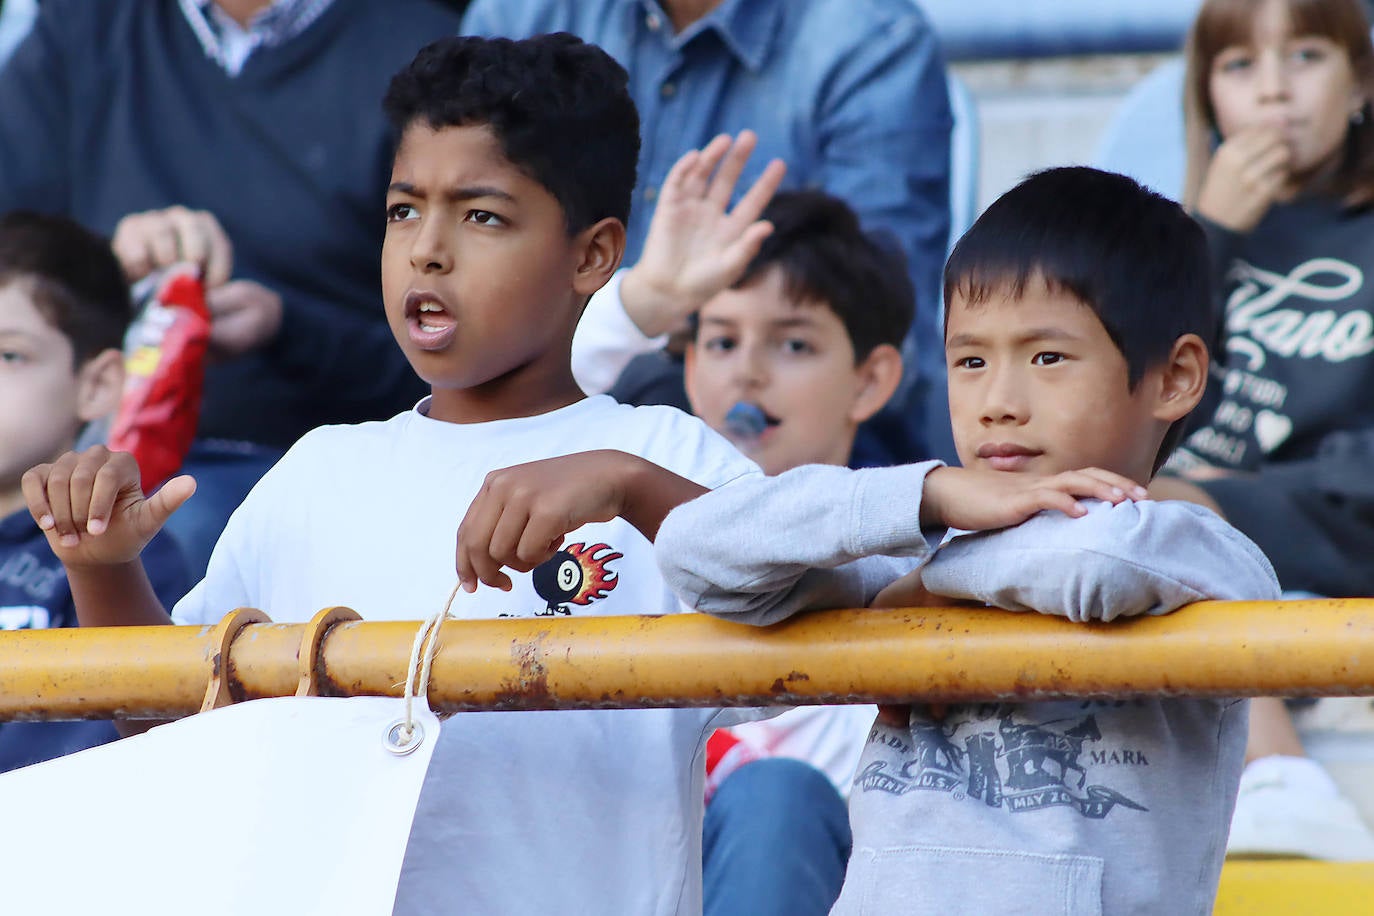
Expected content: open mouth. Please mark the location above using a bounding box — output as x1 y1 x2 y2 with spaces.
417 303 448 333
404 290 457 351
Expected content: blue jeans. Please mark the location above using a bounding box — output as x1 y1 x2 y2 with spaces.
703 758 852 916
162 439 282 581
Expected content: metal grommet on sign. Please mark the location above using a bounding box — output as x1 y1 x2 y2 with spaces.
383 719 425 756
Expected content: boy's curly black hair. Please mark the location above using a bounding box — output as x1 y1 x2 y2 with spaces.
383 33 641 234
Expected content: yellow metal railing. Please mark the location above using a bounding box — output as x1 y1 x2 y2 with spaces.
1215 860 1374 913
3 599 1374 914
2 597 1373 720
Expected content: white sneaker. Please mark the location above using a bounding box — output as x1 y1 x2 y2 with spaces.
1227 756 1374 861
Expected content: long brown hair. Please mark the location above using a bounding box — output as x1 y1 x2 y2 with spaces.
1183 0 1374 208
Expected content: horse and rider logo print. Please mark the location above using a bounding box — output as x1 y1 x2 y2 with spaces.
858 705 1148 820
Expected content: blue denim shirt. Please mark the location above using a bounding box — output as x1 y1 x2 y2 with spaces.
463 0 954 463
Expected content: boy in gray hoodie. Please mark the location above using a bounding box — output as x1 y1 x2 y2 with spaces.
454 167 1280 915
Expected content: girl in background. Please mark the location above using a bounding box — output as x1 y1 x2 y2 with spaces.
1158 0 1374 860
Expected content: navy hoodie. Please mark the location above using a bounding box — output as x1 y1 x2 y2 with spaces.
1171 199 1374 596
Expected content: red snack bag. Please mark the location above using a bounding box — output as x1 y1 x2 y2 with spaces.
107 265 211 493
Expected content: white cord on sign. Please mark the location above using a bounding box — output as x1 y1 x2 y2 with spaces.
400 582 463 741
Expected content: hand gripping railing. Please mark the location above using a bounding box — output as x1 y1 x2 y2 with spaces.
0 598 1372 720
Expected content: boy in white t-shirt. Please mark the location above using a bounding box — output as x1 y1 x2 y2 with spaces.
22 34 759 916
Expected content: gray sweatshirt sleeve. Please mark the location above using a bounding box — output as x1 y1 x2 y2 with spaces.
655 462 944 625
921 498 1282 621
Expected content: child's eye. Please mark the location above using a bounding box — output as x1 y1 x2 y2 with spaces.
701 336 736 353
953 355 984 370
1291 44 1327 65
465 210 504 226
781 338 815 355
1216 52 1253 74
386 203 418 223
1032 351 1065 366
0 350 25 365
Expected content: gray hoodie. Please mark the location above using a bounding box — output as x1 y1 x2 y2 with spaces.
656 461 1281 916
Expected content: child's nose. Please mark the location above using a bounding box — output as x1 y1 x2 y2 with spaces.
409 223 453 273
731 345 770 388
1257 52 1290 103
980 370 1027 424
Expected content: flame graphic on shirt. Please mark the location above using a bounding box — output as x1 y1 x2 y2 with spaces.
531 542 624 614
563 542 622 605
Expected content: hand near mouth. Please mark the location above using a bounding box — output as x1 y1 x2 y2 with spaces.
1195 125 1292 233
919 465 1149 533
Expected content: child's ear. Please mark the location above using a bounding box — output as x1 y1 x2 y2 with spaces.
1151 333 1209 423
75 348 125 423
571 217 627 298
848 343 904 424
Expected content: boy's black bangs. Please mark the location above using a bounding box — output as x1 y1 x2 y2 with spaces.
942 167 1215 395
943 227 1133 381
947 261 1095 320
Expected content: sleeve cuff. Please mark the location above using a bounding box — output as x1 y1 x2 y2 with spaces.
850 461 944 557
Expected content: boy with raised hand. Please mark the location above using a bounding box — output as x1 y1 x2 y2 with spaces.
572 162 914 912
0 211 189 770
685 189 912 915
23 34 763 916
682 190 909 477
455 168 1282 914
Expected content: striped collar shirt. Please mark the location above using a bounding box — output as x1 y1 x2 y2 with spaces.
177 0 335 76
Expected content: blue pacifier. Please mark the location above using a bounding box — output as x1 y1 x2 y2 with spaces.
724 401 768 440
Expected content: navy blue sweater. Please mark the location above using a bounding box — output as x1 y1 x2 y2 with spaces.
0 0 462 448
1175 202 1374 596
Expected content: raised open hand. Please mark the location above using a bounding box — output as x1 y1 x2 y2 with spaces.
619 131 787 337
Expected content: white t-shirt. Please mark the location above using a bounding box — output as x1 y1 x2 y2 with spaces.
174 395 760 916
728 705 878 797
